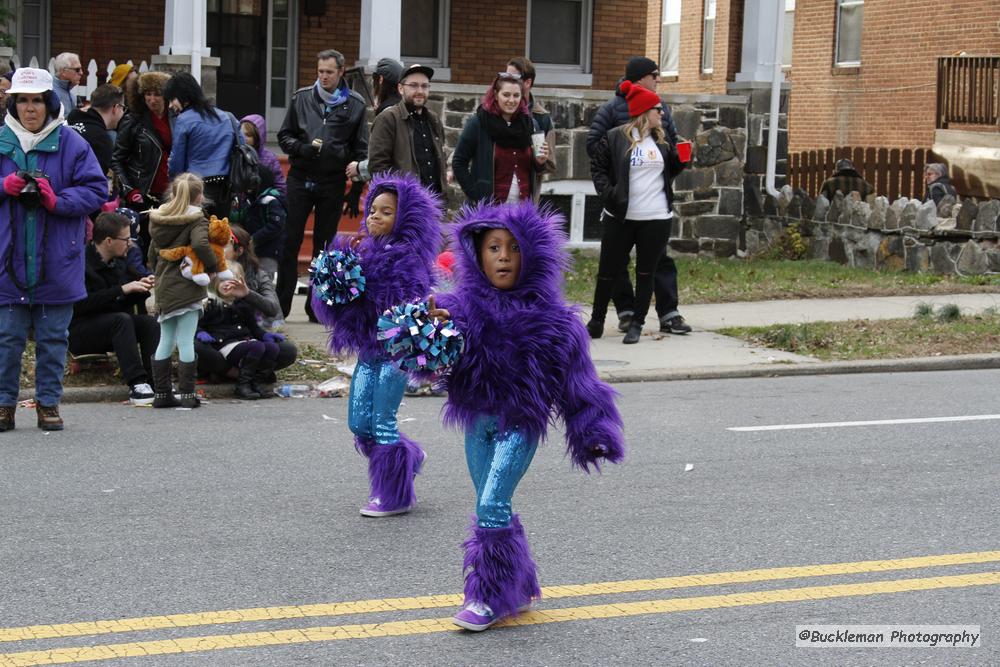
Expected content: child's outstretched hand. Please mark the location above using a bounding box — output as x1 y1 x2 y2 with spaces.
427 295 450 322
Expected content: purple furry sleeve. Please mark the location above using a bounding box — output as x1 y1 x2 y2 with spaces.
557 314 625 472
314 237 433 359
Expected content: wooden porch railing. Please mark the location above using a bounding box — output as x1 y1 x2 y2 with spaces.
936 56 1000 129
790 147 933 201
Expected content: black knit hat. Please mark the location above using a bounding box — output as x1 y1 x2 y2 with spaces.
625 56 658 83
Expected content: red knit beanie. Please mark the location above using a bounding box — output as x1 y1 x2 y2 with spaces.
620 80 662 117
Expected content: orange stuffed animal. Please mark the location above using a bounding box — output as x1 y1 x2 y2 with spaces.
158 215 235 286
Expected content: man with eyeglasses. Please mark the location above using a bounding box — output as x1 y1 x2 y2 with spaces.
355 63 446 194
586 56 692 337
52 52 83 114
69 212 159 406
67 84 124 174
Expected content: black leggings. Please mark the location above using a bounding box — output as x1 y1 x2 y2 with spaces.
591 215 671 328
226 340 280 369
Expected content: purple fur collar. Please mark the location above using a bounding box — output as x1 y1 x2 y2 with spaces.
313 172 444 360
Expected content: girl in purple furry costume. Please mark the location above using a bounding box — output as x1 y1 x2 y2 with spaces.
431 201 625 631
312 172 442 517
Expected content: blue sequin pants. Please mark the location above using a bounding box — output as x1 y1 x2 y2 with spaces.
348 357 407 446
465 415 539 529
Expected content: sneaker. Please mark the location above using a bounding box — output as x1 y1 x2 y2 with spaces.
453 601 499 632
359 497 412 517
585 318 604 339
623 324 642 344
661 315 692 335
617 312 633 333
129 382 155 406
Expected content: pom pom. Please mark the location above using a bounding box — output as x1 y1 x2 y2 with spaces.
377 301 464 373
309 248 366 306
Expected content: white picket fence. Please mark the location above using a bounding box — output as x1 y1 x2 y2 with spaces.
8 53 150 102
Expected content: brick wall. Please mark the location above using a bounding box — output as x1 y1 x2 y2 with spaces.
590 1 650 89
296 0 360 88
448 0 525 85
50 0 163 67
788 0 1000 152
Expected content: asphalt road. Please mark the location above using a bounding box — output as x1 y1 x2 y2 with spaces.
1 370 997 666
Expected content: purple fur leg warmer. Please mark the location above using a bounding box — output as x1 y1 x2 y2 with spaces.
355 436 376 458
366 434 425 510
461 514 541 618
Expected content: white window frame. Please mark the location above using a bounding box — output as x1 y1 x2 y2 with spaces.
701 0 716 74
834 0 863 67
660 0 681 77
526 0 594 87
782 0 794 68
266 0 298 138
401 0 452 81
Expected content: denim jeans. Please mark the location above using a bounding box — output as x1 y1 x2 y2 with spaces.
0 303 74 406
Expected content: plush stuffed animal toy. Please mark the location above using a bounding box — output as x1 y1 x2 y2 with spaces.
158 215 235 286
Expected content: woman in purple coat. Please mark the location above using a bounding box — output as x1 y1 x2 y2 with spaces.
0 68 107 431
431 202 625 631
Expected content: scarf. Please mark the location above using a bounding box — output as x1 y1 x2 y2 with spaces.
476 106 532 149
5 113 65 154
314 80 349 108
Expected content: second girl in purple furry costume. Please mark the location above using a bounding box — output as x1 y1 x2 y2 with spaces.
432 202 625 631
312 172 442 517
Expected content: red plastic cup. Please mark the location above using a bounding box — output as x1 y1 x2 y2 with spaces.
677 141 692 163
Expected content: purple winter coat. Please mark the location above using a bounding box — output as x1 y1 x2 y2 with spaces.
0 123 108 305
241 114 287 196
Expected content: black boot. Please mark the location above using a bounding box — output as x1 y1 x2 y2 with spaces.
177 360 201 408
623 323 642 344
151 357 181 408
586 318 604 339
235 357 262 400
251 359 276 399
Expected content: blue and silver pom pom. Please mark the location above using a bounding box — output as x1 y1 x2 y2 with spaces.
309 248 366 306
377 301 464 372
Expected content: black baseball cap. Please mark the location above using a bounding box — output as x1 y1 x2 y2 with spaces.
400 63 435 83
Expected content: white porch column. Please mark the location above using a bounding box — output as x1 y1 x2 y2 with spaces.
358 0 401 70
158 0 211 83
735 0 784 83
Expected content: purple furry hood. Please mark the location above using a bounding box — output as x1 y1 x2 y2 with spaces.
313 172 444 360
437 202 625 470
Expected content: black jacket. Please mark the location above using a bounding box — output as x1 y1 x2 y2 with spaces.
277 84 369 183
67 108 113 174
71 245 147 321
586 80 679 158
112 110 171 197
590 127 683 220
198 298 268 347
237 187 286 261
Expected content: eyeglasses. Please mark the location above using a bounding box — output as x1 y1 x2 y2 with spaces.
64 67 83 73
497 71 521 81
652 106 664 113
402 82 431 91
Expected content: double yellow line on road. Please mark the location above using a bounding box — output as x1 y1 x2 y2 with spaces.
1 550 997 665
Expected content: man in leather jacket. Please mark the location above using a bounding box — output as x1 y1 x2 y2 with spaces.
277 48 368 320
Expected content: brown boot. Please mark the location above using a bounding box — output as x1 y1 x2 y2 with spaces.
0 405 14 432
36 404 64 431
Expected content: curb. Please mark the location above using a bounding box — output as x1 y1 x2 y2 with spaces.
23 352 1000 404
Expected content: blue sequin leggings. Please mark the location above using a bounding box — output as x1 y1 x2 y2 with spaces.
348 357 407 446
465 415 539 529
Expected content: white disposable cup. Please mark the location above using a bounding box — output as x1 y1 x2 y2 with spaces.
531 132 546 155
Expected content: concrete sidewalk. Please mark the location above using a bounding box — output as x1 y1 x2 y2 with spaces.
281 292 1000 383
52 291 1000 403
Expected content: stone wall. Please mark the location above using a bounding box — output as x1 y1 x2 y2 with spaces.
746 188 1000 275
427 82 788 255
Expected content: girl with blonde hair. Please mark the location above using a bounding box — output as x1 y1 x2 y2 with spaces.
147 173 219 408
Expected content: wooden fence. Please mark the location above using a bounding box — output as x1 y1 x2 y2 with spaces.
790 147 935 201
936 56 1000 129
